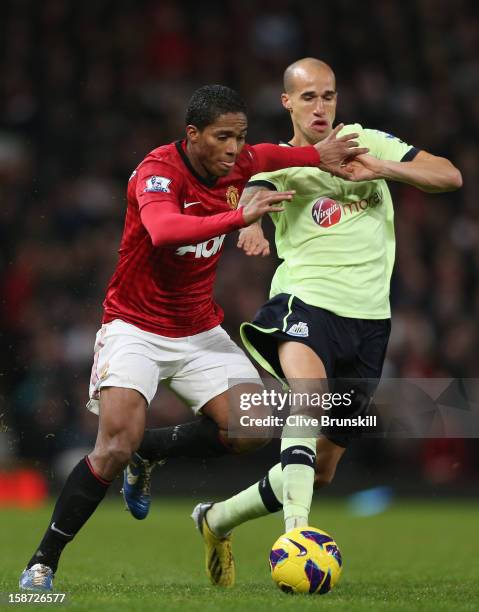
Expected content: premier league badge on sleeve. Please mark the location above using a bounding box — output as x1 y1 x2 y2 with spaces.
144 176 172 193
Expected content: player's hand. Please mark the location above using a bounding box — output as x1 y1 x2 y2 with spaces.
238 224 271 256
242 190 295 226
340 153 385 182
315 123 369 179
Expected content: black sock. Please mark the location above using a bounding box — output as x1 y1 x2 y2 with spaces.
138 417 228 461
27 456 110 574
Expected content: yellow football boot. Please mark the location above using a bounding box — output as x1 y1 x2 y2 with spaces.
191 502 235 587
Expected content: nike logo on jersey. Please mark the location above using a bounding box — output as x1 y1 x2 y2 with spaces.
50 522 74 538
183 201 202 209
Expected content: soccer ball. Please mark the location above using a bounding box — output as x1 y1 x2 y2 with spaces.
269 526 342 594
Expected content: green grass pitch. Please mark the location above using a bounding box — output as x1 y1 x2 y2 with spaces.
1 498 478 611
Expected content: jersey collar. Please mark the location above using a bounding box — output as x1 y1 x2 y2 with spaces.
175 140 218 188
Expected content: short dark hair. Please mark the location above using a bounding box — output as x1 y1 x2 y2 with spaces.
185 85 247 130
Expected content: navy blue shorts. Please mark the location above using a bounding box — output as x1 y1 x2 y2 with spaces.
240 293 391 447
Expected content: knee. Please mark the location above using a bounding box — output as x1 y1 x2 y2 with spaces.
108 441 133 468
93 436 136 470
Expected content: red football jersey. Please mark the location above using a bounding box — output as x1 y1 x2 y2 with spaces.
102 140 260 337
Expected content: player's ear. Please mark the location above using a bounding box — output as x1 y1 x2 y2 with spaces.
186 124 200 143
281 93 292 112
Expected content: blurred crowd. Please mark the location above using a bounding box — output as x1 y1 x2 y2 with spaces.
1 0 478 485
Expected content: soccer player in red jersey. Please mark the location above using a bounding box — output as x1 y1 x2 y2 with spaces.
19 85 366 591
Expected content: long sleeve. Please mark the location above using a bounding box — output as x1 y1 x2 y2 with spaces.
140 200 245 248
251 143 321 173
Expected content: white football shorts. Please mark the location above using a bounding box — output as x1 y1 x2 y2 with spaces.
87 319 262 415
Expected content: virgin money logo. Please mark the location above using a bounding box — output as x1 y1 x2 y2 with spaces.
312 198 342 228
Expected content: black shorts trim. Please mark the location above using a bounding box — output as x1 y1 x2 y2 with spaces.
240 293 391 447
401 147 421 162
245 179 277 190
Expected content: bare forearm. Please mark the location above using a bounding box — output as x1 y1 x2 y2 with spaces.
239 186 267 207
239 186 267 226
380 157 462 193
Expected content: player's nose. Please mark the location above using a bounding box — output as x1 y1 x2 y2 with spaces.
225 141 239 156
314 98 325 114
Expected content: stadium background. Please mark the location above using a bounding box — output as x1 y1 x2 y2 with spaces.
0 0 478 506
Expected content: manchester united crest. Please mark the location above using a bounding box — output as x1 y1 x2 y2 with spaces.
226 185 239 209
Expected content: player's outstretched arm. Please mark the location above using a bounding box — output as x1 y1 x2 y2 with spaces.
242 189 295 226
141 200 246 248
237 186 272 257
251 129 367 177
343 151 462 193
141 190 292 249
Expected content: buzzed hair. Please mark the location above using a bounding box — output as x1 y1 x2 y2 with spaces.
283 58 336 93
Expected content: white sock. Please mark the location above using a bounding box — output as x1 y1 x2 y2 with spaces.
206 463 283 537
285 516 308 531
280 436 316 530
